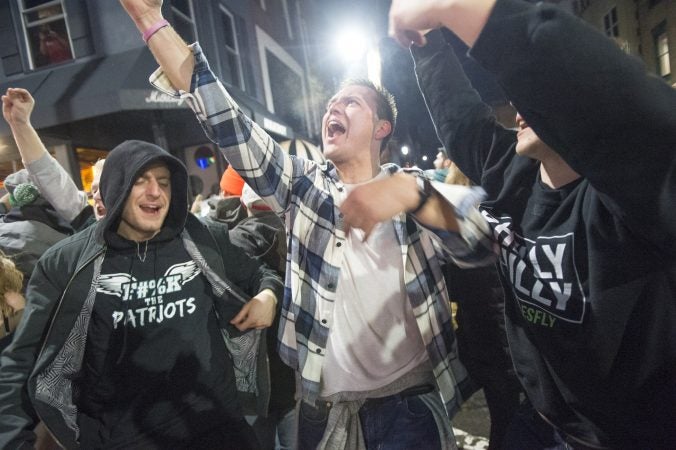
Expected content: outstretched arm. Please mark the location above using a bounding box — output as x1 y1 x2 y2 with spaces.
341 171 495 266
1 88 88 222
120 0 305 215
2 88 48 165
341 172 460 236
392 0 676 248
411 30 514 186
120 0 192 92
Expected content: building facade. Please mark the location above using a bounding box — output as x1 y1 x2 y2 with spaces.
571 0 674 83
0 0 322 197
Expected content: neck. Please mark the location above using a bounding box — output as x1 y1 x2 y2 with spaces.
333 149 381 184
116 224 161 242
539 155 581 189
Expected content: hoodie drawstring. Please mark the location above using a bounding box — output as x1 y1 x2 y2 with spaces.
136 240 149 263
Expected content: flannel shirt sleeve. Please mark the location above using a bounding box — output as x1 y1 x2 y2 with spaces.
150 43 306 214
421 181 497 268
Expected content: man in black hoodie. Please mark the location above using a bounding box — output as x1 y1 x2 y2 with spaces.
389 0 676 449
0 140 283 449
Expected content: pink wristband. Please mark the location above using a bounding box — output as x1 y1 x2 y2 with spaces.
142 18 170 43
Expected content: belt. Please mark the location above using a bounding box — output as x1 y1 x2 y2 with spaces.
363 384 435 407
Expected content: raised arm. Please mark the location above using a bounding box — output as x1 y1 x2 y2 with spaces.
1 88 88 223
411 30 514 186
394 0 676 247
120 0 308 215
120 0 193 92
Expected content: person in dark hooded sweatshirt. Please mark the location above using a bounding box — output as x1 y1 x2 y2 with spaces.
0 140 283 449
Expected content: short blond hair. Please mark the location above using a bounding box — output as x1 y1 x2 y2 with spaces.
92 159 106 181
0 251 23 318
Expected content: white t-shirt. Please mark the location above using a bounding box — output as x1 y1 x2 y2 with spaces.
320 174 428 396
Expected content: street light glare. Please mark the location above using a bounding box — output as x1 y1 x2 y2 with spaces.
422 155 428 161
401 146 409 155
334 26 369 64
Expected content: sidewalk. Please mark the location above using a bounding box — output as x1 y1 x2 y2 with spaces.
453 389 490 450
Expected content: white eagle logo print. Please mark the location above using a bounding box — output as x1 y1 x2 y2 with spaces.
96 261 202 328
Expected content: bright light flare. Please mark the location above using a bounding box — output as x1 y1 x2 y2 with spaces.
333 26 370 64
401 146 409 155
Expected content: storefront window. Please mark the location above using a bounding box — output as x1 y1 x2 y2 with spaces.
76 147 108 194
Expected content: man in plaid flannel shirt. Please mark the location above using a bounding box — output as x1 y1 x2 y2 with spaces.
121 2 496 447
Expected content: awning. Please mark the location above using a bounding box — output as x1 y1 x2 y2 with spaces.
0 47 185 138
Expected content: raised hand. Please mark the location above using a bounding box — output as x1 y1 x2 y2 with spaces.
388 0 447 47
388 0 496 48
1 88 35 128
119 0 164 30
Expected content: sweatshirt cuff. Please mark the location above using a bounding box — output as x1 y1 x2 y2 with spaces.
24 152 54 175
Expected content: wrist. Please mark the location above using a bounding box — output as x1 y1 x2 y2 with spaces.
135 10 165 35
409 174 433 215
261 288 277 306
9 120 32 132
142 17 170 43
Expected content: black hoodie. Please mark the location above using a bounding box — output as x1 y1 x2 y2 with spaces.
97 140 188 245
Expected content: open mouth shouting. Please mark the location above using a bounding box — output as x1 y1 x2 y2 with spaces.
326 119 346 141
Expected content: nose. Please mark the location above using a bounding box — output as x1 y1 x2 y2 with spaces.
146 178 161 197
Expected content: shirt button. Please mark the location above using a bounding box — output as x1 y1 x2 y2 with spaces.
316 348 322 354
327 283 334 289
321 319 327 324
336 242 342 247
338 187 344 192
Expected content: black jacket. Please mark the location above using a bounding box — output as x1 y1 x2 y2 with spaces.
0 140 283 449
413 1 676 448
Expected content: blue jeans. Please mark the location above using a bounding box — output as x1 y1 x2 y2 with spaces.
298 388 441 450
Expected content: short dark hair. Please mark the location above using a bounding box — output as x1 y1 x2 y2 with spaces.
340 78 397 151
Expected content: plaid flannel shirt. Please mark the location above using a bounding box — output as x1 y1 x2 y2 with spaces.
151 43 496 417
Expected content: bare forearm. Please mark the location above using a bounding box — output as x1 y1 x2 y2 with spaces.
127 11 193 92
10 122 48 164
393 173 460 232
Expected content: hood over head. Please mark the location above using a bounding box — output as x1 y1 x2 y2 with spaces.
97 140 188 244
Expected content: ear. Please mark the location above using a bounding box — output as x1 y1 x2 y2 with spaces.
374 120 392 141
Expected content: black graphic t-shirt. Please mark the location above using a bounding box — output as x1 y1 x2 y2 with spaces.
78 235 241 448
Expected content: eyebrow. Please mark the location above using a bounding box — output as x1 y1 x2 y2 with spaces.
326 95 361 109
